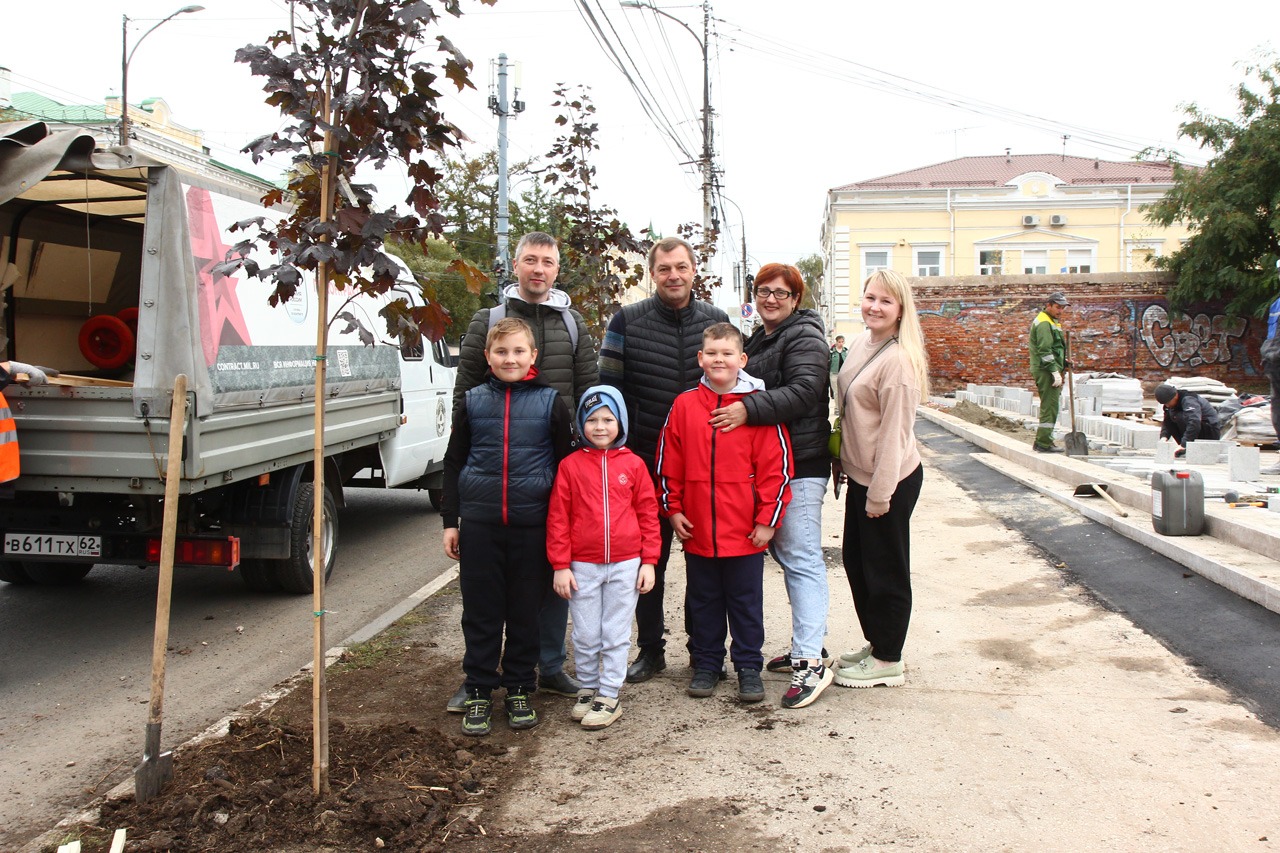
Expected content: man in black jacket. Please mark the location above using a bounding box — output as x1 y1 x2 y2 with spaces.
1155 383 1221 457
599 237 729 682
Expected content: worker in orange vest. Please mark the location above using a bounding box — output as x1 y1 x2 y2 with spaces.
0 361 51 484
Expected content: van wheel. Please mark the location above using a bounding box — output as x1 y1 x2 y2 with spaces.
0 561 31 584
239 559 282 592
22 562 93 584
428 488 443 511
275 481 337 594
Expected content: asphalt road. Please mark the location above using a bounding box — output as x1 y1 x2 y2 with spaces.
917 420 1280 728
0 486 453 849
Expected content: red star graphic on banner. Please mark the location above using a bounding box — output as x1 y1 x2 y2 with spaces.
186 186 253 366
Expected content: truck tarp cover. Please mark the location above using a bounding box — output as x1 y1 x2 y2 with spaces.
0 121 398 418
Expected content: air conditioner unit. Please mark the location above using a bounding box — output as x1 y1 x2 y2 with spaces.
1022 214 1039 227
1049 214 1068 226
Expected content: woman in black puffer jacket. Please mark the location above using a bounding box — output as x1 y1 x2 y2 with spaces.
708 263 833 709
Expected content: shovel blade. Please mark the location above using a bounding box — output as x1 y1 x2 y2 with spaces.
134 722 174 803
1064 431 1089 457
134 751 174 803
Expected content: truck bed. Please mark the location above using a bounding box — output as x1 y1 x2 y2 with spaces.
8 383 401 495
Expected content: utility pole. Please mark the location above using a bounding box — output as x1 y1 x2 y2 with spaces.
488 54 524 282
622 1 715 275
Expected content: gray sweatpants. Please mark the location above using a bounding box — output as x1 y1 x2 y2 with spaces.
568 558 641 699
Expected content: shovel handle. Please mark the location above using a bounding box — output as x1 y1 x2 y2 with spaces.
1064 331 1077 432
146 374 188 728
1093 484 1130 517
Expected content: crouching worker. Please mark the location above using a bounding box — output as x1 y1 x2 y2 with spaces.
547 385 659 730
441 317 574 737
1155 383 1220 458
657 323 793 704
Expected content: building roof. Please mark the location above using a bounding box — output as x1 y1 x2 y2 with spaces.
1 91 113 125
833 154 1177 191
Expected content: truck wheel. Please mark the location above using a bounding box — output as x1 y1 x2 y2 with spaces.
21 562 93 584
238 559 282 592
428 488 443 511
0 561 32 584
275 481 337 594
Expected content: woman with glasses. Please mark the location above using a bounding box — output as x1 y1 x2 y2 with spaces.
708 263 833 709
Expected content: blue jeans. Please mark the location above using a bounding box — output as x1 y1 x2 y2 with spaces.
769 476 829 660
539 590 569 676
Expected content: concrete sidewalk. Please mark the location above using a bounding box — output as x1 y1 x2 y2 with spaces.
453 447 1280 850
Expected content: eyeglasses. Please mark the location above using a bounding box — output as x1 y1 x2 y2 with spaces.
754 287 794 301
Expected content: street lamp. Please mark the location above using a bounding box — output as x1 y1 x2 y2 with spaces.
119 5 205 146
620 0 714 273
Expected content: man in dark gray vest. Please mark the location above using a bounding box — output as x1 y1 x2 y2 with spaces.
599 236 729 682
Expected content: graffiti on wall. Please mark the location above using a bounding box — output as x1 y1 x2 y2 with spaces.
1140 304 1247 368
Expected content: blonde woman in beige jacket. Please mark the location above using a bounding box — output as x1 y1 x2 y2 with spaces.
833 269 929 688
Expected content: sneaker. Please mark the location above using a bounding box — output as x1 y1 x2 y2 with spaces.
581 696 622 730
781 663 833 709
626 649 666 683
446 682 468 714
766 648 834 673
833 657 905 688
736 669 766 703
504 689 540 730
837 644 872 667
461 693 492 737
687 669 718 698
570 688 596 722
538 670 582 696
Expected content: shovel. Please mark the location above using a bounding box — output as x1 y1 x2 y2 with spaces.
1072 482 1129 517
1063 331 1088 457
135 374 188 803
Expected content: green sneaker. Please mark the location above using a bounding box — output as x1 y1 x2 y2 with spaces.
504 689 540 730
461 694 492 737
837 644 873 667
833 657 904 688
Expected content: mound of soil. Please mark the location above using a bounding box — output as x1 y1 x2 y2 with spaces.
946 400 1034 438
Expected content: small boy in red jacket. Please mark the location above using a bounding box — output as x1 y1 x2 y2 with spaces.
656 323 793 703
547 385 659 730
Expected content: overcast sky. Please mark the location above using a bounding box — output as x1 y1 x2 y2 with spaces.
2 0 1274 310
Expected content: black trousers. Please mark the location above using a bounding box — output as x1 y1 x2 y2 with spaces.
685 552 765 673
459 520 551 695
633 515 675 654
841 464 924 663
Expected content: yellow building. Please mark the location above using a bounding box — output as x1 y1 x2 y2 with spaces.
820 154 1192 336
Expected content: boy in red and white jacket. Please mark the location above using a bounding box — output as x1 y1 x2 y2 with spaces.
547 385 659 730
656 323 793 703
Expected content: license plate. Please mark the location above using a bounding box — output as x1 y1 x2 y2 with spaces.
4 533 102 558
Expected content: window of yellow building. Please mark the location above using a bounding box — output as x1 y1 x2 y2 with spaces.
1022 250 1047 274
979 250 1004 275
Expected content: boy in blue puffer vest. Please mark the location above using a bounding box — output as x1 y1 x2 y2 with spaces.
442 317 574 737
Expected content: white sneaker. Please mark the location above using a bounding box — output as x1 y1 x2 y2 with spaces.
570 688 596 722
581 696 622 730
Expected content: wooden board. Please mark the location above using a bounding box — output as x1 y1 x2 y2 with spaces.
46 374 133 388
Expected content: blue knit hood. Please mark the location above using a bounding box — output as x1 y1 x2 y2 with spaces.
576 384 628 448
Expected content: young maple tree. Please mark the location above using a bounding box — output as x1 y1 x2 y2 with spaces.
216 0 491 342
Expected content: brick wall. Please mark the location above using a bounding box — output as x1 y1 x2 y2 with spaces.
912 272 1270 393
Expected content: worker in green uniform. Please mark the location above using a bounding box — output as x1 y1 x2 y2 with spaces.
1028 292 1069 453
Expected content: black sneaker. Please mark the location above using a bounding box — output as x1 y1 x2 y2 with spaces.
626 649 667 683
1033 443 1062 453
687 669 718 698
461 692 492 737
765 648 833 673
537 670 582 696
737 669 765 703
504 689 539 730
446 681 468 714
